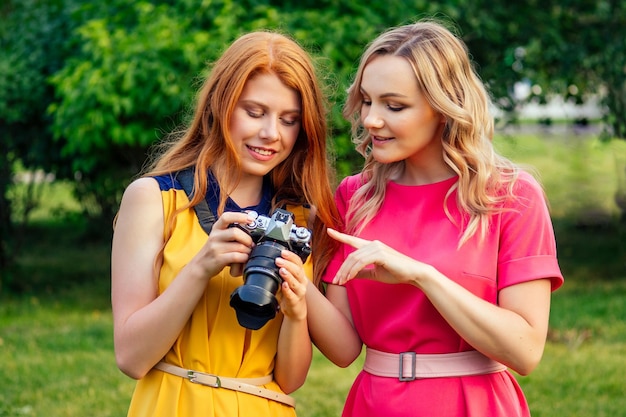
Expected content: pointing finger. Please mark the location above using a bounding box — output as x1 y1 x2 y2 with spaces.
327 228 370 249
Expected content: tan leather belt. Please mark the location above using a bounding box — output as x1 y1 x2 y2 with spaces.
154 361 295 407
364 348 507 380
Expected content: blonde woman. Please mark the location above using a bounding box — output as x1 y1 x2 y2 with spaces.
302 20 563 416
112 31 339 417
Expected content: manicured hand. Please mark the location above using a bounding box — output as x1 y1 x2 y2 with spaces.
275 250 309 322
327 228 429 287
190 211 255 279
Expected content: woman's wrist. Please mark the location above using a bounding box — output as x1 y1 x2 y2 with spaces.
283 307 308 323
410 263 438 289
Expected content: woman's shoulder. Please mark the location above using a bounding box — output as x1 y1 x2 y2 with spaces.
123 177 160 198
511 169 545 198
120 173 186 208
337 173 366 193
495 169 548 213
117 177 163 224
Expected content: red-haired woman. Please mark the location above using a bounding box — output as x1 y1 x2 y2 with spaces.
111 31 339 417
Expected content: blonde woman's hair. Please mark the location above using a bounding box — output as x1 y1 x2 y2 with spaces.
343 19 519 245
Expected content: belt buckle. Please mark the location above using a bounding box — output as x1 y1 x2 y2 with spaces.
398 351 417 381
187 370 221 388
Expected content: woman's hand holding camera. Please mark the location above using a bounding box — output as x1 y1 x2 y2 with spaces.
191 212 255 280
275 250 309 322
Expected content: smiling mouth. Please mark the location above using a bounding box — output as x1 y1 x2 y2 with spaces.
248 146 275 156
372 135 394 142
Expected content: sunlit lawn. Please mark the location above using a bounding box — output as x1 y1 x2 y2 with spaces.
2 281 625 417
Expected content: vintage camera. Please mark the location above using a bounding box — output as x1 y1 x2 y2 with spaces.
229 208 312 330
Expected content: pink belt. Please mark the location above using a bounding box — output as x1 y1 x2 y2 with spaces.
363 347 507 381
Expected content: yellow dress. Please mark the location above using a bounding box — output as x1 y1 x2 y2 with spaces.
126 177 312 417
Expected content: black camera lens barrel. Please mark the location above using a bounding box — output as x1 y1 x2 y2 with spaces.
229 241 286 330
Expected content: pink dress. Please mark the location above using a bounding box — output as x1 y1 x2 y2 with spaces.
322 172 564 417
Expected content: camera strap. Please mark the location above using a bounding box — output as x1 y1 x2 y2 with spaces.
176 168 217 235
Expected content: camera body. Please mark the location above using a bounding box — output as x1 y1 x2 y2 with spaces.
229 208 312 330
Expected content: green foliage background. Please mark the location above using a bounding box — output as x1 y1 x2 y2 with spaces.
1 2 625 280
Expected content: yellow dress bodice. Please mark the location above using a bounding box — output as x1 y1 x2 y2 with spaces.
126 184 311 417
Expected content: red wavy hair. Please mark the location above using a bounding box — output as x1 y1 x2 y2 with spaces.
144 31 340 285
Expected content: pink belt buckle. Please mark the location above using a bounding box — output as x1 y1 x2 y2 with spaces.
398 351 417 381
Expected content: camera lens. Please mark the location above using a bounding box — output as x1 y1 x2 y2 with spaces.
229 241 285 330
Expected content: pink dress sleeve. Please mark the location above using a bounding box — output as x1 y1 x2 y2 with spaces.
497 171 564 291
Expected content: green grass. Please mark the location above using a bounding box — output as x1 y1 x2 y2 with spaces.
519 280 626 417
0 304 130 417
1 133 625 416
494 134 626 220
1 280 625 417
